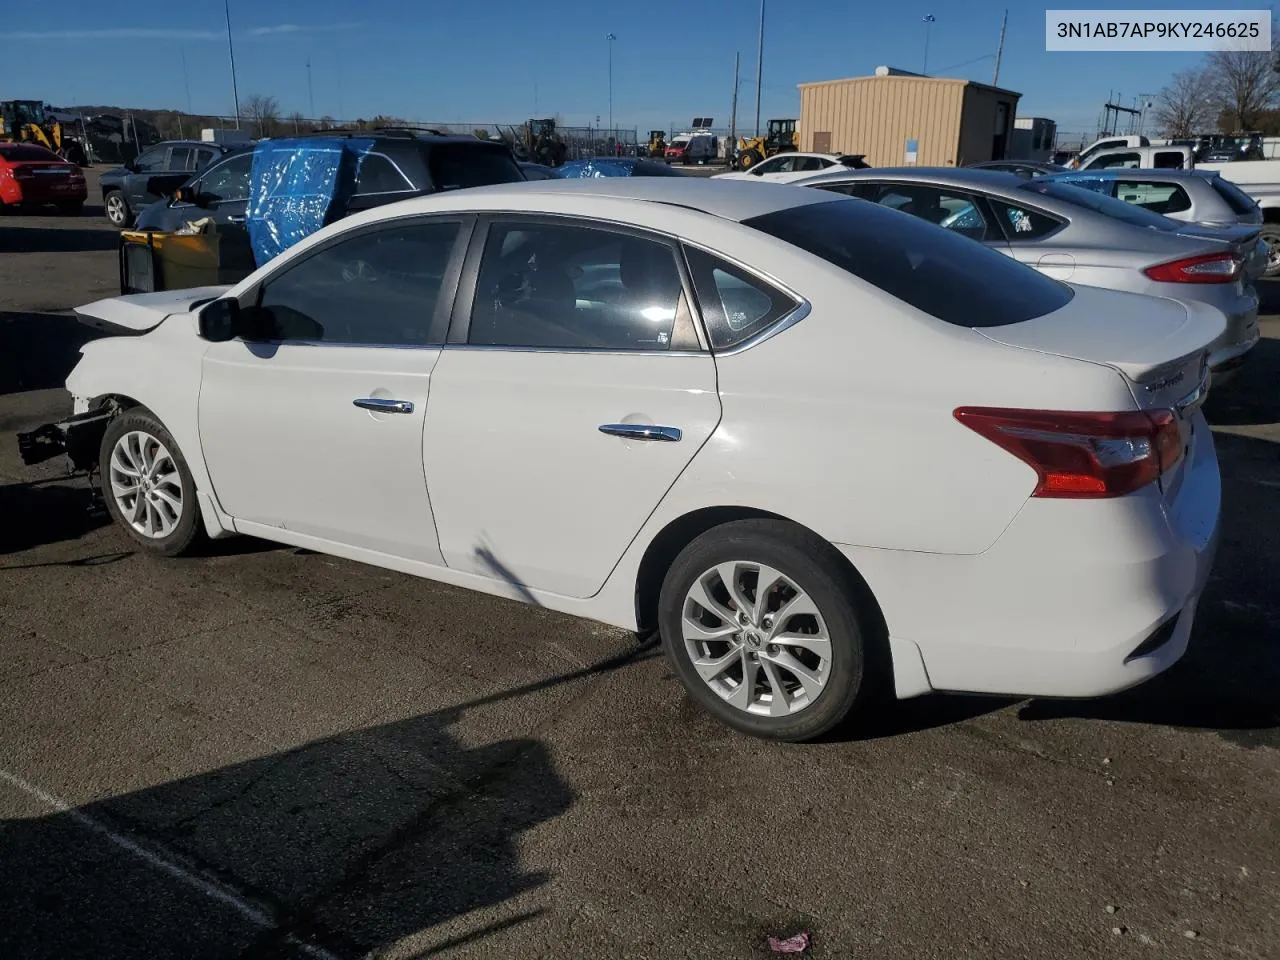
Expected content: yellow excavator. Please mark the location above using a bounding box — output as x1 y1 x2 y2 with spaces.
647 130 667 157
733 118 798 170
0 100 86 163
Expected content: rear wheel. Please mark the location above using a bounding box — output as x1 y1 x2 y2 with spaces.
104 189 130 227
99 409 203 557
658 520 870 741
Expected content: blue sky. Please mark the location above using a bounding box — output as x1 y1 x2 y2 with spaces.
4 0 1210 136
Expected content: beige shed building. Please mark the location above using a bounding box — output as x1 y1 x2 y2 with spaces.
797 66 1021 168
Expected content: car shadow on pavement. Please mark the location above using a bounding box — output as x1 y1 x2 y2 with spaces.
1019 430 1280 749
0 311 105 396
1202 337 1280 427
0 649 657 959
0 479 111 556
0 225 119 254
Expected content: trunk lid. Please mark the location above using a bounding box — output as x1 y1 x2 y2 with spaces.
976 284 1220 495
75 286 231 333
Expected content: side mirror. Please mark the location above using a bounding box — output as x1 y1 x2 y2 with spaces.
175 184 199 205
197 298 240 342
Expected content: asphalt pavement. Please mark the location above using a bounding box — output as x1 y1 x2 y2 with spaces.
0 169 1277 960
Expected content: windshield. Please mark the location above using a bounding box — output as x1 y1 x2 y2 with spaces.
1022 179 1177 231
744 197 1073 328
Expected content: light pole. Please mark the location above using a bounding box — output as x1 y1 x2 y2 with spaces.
225 0 241 128
606 33 616 136
754 0 765 137
921 15 936 76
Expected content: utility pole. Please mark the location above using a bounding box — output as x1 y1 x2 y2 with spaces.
224 0 241 129
992 9 1007 86
730 51 740 153
607 33 616 135
754 0 765 136
307 57 315 120
922 15 936 76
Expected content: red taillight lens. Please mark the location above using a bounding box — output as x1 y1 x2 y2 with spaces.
954 407 1183 498
1144 253 1240 284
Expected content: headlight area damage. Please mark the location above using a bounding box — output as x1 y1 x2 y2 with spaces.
17 399 121 472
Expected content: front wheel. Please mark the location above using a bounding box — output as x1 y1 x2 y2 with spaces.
99 409 204 556
658 520 870 741
1259 223 1280 278
104 189 130 227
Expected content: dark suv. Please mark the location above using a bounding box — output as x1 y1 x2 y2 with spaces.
99 139 248 226
121 131 528 293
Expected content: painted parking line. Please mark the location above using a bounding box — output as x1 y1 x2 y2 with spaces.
0 766 342 960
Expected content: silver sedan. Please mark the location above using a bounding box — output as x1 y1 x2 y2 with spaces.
793 167 1260 382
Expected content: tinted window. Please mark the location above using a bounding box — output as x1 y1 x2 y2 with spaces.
744 198 1073 328
355 153 414 195
168 147 193 171
253 221 460 345
195 148 218 169
429 145 523 191
988 199 1065 240
839 182 997 241
1153 151 1186 169
1020 180 1175 231
684 248 798 349
1114 180 1192 215
470 221 683 350
1086 151 1140 170
752 156 788 175
199 153 252 202
133 147 167 172
1210 177 1257 215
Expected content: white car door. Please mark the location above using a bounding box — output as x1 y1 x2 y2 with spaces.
422 216 723 599
198 217 469 563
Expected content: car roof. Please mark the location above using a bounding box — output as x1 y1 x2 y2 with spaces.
1046 168 1215 181
346 176 843 224
798 166 1026 189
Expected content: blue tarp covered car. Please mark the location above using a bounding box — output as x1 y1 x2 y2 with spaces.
555 158 686 178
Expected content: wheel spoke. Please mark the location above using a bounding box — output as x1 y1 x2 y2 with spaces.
728 652 758 710
152 486 181 514
767 591 821 637
751 565 787 622
149 450 173 479
769 650 825 702
141 499 155 536
771 632 832 659
686 576 737 625
683 615 739 643
761 660 791 716
692 646 741 683
714 562 753 615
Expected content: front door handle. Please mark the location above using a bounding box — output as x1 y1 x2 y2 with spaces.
598 423 682 442
226 215 246 225
354 398 414 414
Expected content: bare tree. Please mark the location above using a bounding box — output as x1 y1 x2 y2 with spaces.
1154 68 1213 137
1207 43 1280 131
240 94 281 138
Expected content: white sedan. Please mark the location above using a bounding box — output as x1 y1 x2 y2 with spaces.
27 179 1222 741
713 152 867 183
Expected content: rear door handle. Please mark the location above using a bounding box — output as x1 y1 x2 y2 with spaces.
598 423 682 442
354 398 414 414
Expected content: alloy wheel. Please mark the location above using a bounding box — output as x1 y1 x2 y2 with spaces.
108 430 183 539
106 193 126 225
682 561 832 716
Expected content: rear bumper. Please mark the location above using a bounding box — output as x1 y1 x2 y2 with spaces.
840 413 1221 700
1208 324 1260 384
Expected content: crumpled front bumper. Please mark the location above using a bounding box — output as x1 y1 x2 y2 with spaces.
16 405 115 471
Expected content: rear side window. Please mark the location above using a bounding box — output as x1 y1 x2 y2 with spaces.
744 198 1073 328
684 247 798 349
429 145 524 191
1153 151 1186 169
356 153 414 195
1210 177 1258 215
1020 180 1175 231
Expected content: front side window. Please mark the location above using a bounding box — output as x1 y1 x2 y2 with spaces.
252 221 461 345
199 154 252 202
752 156 789 175
1085 151 1140 170
1114 180 1192 215
195 148 218 170
744 198 1074 328
469 220 683 351
684 248 798 350
133 147 167 172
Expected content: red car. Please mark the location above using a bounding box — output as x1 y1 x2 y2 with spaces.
0 142 87 215
664 141 688 162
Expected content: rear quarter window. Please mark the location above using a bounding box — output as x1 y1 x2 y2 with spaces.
744 197 1073 328
428 144 524 191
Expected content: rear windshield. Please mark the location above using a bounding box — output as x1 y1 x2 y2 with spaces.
1022 179 1174 231
1209 176 1258 215
428 144 524 191
0 143 59 161
744 197 1074 328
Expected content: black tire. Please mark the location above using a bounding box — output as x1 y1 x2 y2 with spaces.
58 201 84 216
736 149 763 171
99 408 204 557
104 189 130 227
658 519 870 741
1260 222 1280 279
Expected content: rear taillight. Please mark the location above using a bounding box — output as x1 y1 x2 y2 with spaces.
1144 253 1240 284
954 407 1183 498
